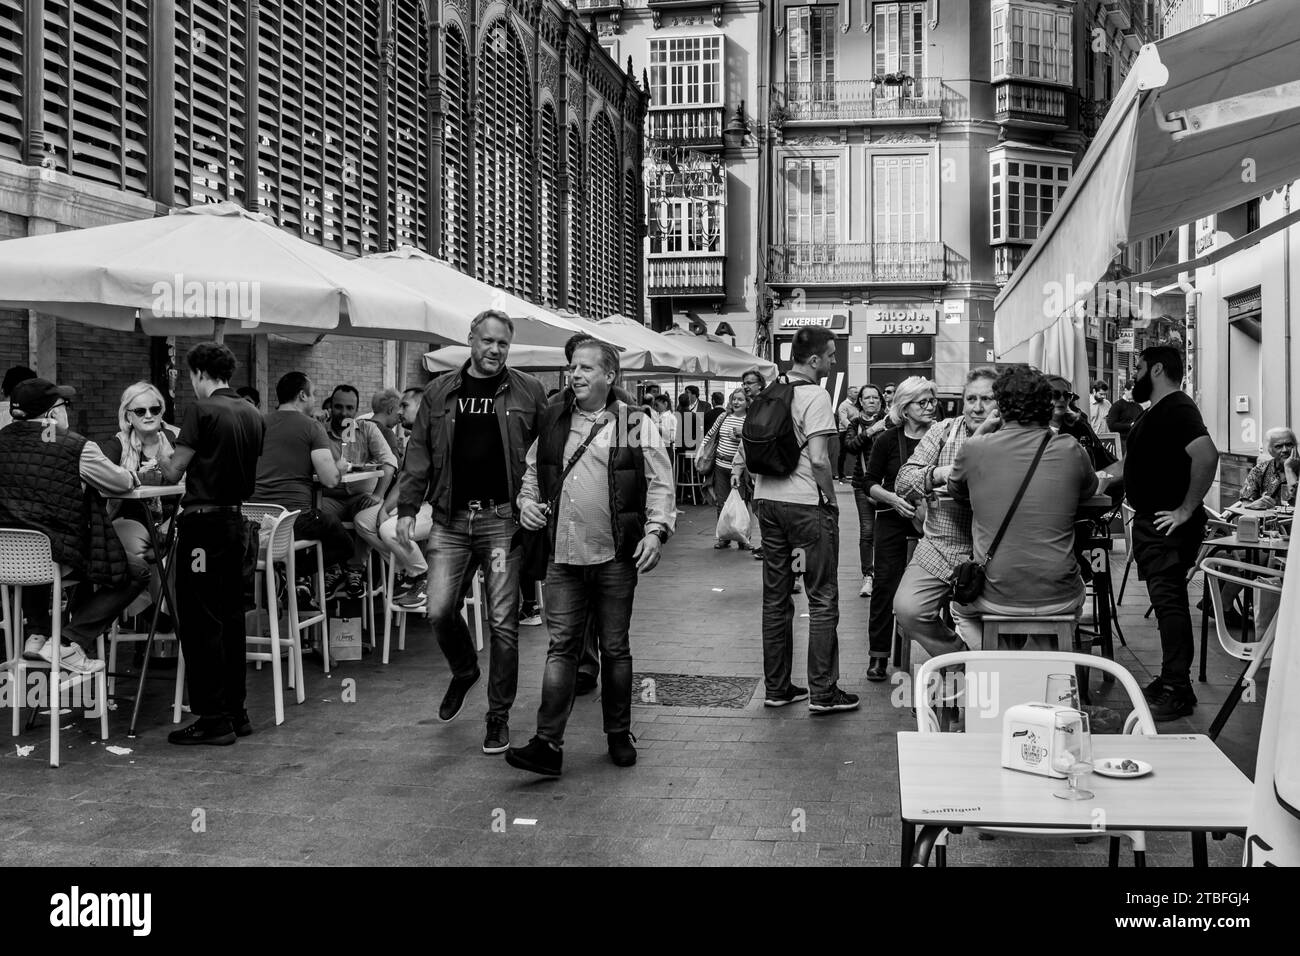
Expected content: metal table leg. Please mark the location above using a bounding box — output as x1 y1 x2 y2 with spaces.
900 822 915 867
128 506 180 737
911 825 944 866
1191 831 1208 868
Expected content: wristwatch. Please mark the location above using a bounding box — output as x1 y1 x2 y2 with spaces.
648 526 668 544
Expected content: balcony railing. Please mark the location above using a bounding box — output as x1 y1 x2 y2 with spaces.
993 81 1068 126
1103 0 1132 29
648 255 727 297
768 243 950 285
647 107 725 149
574 0 622 9
993 244 1030 283
776 78 947 123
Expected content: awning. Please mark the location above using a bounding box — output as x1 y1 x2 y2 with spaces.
660 327 777 380
995 0 1300 384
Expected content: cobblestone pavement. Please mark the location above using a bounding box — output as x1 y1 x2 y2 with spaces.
0 485 1262 866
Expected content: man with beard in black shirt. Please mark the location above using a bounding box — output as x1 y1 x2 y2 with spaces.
1118 345 1217 722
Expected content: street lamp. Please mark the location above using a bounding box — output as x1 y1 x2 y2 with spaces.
723 101 749 149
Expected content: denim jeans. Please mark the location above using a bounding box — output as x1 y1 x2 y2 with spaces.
426 505 520 721
536 559 638 746
1132 512 1206 689
852 488 875 577
756 499 840 700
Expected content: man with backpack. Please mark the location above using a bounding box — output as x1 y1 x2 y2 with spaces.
737 326 857 714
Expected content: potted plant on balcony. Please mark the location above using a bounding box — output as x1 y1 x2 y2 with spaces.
768 102 791 128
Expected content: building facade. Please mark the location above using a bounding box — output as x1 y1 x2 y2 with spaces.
0 0 642 437
574 0 765 349
1163 0 1299 504
761 0 1160 400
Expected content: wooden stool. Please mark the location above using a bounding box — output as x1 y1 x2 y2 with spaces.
980 614 1076 651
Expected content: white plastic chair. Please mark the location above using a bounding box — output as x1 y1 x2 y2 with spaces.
914 649 1156 866
244 503 329 672
381 555 485 664
1201 556 1283 740
0 529 109 767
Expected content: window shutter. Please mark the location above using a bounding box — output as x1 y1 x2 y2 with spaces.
566 122 583 313
585 114 617 320
388 0 429 252
623 167 640 318
442 24 470 270
0 0 21 162
539 104 560 308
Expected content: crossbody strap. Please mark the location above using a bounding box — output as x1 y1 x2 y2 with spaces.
985 430 1052 563
549 415 610 509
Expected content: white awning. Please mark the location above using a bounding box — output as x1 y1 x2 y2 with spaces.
995 0 1300 378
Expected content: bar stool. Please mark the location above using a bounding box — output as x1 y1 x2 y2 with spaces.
677 449 706 506
245 503 330 673
0 529 109 767
980 615 1077 651
340 521 386 651
380 556 486 664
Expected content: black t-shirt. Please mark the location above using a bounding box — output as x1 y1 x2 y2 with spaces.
1124 391 1209 516
176 387 266 506
451 369 509 508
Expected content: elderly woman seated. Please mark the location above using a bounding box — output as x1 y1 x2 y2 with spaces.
945 366 1099 647
1235 427 1298 510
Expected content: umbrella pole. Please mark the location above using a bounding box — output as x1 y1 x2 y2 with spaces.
213 317 227 344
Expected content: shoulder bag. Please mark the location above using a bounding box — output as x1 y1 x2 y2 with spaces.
898 427 928 537
695 415 724 477
949 430 1052 605
512 416 610 580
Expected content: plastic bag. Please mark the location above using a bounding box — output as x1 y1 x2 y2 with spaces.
715 490 751 545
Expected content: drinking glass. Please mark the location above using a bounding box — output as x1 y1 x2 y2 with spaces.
1045 673 1081 710
1052 709 1094 800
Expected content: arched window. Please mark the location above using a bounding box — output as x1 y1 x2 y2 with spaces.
475 19 534 297
566 122 583 314
442 23 471 270
585 113 617 320
539 103 560 309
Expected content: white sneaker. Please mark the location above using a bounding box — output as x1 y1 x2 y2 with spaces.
38 642 105 675
23 633 49 661
859 575 874 597
519 611 543 626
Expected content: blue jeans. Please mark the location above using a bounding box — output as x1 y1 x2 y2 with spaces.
426 506 520 721
536 559 638 746
757 499 841 700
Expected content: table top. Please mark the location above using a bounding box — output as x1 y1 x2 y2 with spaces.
106 484 185 500
896 732 1252 832
1204 534 1291 552
341 469 383 484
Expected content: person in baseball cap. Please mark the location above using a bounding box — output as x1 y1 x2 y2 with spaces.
8 378 76 421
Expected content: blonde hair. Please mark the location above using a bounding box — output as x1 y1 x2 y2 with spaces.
888 376 937 426
728 387 748 410
117 381 166 435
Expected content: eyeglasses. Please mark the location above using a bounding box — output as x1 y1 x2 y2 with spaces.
1052 390 1079 402
909 398 939 408
129 405 163 418
47 401 72 413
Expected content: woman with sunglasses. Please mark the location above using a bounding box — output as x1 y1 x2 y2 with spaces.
100 382 180 586
862 376 936 682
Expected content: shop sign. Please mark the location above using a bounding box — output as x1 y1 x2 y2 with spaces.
1117 329 1135 352
776 312 850 333
863 307 937 336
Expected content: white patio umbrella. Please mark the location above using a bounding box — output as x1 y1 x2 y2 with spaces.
0 202 445 341
994 0 1300 392
356 246 595 343
659 327 777 380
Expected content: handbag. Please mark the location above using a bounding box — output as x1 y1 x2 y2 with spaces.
512 416 610 580
695 416 723 476
949 430 1052 605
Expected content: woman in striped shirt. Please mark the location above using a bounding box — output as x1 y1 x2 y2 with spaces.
711 388 751 548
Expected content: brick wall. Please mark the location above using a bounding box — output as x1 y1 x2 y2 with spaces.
1 310 27 375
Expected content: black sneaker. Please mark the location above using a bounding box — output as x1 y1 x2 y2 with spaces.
809 687 861 714
483 715 510 754
296 583 319 615
608 731 637 767
1142 677 1165 702
866 659 889 682
230 710 253 738
344 566 367 599
438 668 481 722
324 565 348 600
575 671 598 696
1149 686 1196 722
751 548 764 560
505 736 563 776
395 577 428 611
764 684 809 707
168 717 237 746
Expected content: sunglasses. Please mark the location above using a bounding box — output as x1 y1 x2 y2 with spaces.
129 405 163 417
1052 390 1079 402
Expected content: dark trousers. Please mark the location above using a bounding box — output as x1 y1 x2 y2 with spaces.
25 578 146 650
536 559 638 746
1132 512 1206 689
757 499 840 699
293 507 354 571
176 512 247 720
853 487 876 577
835 431 849 477
868 508 913 658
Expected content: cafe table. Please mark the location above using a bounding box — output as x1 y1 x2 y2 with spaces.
103 483 185 736
312 469 384 509
896 732 1252 867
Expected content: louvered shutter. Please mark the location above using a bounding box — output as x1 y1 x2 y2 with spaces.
0 0 20 162
442 24 470 271
566 122 583 313
585 114 616 319
539 103 560 308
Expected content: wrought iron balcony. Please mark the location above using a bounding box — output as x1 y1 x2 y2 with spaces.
993 244 1030 284
775 78 946 123
648 255 727 297
993 80 1068 127
647 107 725 150
768 242 951 285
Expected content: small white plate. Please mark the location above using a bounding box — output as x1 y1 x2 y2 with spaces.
1094 758 1153 779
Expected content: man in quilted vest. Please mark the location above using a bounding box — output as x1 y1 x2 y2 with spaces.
0 378 142 675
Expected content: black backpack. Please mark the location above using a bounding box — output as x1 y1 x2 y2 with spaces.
741 376 819 476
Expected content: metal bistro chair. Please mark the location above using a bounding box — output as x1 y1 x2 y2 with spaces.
1201 556 1283 741
915 649 1156 867
0 529 109 767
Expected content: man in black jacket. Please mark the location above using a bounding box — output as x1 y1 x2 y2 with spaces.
506 340 676 776
395 310 549 755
